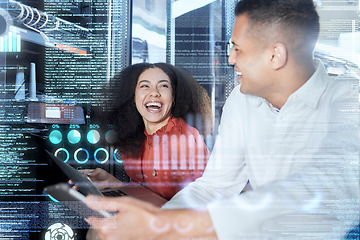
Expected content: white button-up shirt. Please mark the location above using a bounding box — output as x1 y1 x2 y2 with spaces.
163 59 359 239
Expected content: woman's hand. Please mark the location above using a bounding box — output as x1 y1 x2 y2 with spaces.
79 168 125 190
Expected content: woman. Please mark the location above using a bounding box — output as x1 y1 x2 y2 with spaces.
83 63 212 201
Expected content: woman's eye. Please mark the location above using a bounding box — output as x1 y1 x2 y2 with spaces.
159 84 169 88
140 85 149 88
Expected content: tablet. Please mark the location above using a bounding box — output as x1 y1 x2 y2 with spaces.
44 182 114 218
45 150 103 196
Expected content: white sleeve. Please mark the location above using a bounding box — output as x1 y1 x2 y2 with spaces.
163 85 249 209
208 77 359 239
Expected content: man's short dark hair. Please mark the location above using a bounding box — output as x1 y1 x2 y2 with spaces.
235 0 320 54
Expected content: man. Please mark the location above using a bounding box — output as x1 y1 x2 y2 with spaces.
85 0 359 239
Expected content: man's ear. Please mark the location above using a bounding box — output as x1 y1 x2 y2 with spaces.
270 43 287 70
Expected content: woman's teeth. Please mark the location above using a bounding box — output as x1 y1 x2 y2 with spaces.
146 102 162 109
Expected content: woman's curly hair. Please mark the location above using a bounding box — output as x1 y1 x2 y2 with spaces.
105 62 212 158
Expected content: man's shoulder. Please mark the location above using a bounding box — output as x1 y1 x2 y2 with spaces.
326 73 359 101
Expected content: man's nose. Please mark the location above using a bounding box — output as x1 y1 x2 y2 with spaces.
228 50 236 65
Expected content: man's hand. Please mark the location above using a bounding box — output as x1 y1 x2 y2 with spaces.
85 195 166 240
79 168 124 190
85 195 217 240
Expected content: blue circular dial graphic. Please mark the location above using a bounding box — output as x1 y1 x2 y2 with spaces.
114 148 122 163
54 148 70 163
94 148 109 164
49 130 62 145
74 148 89 164
87 130 100 144
105 130 117 144
67 130 81 144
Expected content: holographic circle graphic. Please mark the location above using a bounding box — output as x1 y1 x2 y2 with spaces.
94 148 109 164
113 148 122 163
149 216 170 233
105 130 117 144
49 130 62 144
54 148 70 163
74 148 89 164
173 215 194 233
67 130 81 144
44 223 74 240
87 130 100 144
0 8 13 37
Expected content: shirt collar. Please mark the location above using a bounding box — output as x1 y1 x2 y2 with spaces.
244 58 328 110
291 58 328 109
248 93 263 108
255 58 328 110
144 115 176 146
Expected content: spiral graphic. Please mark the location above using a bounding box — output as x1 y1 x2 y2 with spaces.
44 223 74 240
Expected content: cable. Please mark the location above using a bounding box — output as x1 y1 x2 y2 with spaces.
28 8 41 27
14 79 25 96
7 0 90 41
